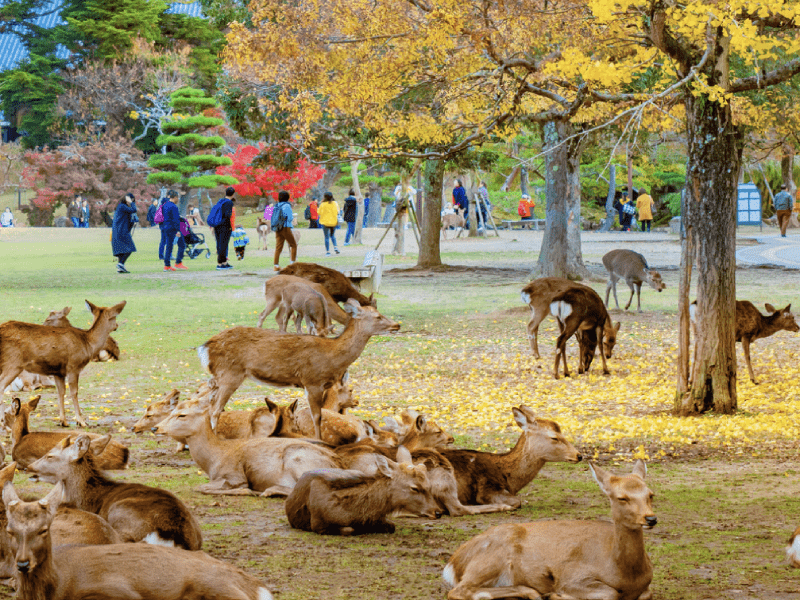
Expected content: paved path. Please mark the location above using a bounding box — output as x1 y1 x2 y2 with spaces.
736 234 800 268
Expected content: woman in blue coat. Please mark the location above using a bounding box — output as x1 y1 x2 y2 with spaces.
111 193 137 273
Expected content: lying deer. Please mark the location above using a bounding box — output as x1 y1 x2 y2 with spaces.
441 207 465 240
285 447 441 535
293 381 367 446
28 435 203 550
256 274 350 329
7 396 129 471
603 249 666 312
3 481 273 600
521 277 620 360
690 301 799 384
200 299 400 438
0 300 126 427
440 406 582 509
155 400 340 496
444 460 656 600
788 526 800 568
43 306 121 362
280 261 376 307
257 217 270 250
279 281 333 336
550 285 618 378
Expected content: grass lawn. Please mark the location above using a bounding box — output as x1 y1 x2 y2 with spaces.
0 226 799 599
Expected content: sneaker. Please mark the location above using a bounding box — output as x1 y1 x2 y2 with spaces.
174 263 188 270
325 252 331 257
216 264 226 270
116 263 130 274
334 248 340 254
164 266 175 271
221 263 233 269
344 242 350 246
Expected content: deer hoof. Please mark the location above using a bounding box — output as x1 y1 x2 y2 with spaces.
76 419 88 428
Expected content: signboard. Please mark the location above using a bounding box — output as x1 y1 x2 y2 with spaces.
737 183 761 226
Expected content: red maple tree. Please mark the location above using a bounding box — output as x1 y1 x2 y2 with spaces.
216 144 325 203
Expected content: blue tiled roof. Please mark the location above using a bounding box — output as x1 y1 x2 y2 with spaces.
166 0 204 17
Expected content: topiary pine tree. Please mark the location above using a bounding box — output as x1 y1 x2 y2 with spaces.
146 87 237 195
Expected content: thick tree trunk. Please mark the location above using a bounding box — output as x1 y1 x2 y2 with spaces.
676 187 695 397
536 119 587 279
418 158 444 267
674 93 744 416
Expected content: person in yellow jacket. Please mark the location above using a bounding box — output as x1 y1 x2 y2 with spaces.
636 189 655 232
317 191 341 256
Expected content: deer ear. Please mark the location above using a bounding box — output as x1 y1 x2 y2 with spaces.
512 407 529 429
614 321 621 333
381 417 400 434
72 435 93 459
63 306 71 316
12 398 21 416
396 445 412 465
90 435 112 456
343 300 361 317
375 455 393 478
28 395 41 411
341 371 349 385
168 391 180 409
765 303 776 313
40 481 64 515
589 462 613 496
784 304 792 313
414 414 427 431
288 399 299 414
631 459 647 480
85 300 98 314
0 462 16 487
2 482 20 508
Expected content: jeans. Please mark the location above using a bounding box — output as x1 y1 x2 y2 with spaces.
322 225 338 252
163 229 185 266
71 217 80 228
344 221 356 243
214 226 232 264
640 219 652 232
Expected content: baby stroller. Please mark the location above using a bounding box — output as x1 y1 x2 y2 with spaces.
180 218 211 259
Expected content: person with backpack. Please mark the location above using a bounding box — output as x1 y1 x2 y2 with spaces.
271 190 297 271
161 190 187 271
207 186 236 270
306 198 319 228
155 196 168 260
343 189 358 245
318 191 341 257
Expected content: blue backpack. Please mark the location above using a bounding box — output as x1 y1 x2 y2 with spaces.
271 202 288 231
206 198 228 227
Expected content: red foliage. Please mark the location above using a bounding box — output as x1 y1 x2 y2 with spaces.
216 144 325 203
21 138 160 226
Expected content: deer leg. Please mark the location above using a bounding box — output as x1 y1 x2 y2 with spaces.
609 274 621 308
624 279 635 311
0 368 23 397
259 485 293 497
526 309 543 358
450 586 542 600
742 338 757 384
306 385 326 439
636 282 643 312
198 479 257 496
210 374 246 429
604 278 614 307
65 372 87 427
597 326 610 375
256 296 281 328
53 375 69 427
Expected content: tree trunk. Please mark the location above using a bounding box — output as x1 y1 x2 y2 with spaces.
676 187 695 397
536 119 586 279
674 92 744 416
599 165 617 232
311 166 340 199
350 157 364 244
418 158 444 267
782 145 796 196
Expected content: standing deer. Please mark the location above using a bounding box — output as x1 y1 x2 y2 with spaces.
440 406 582 509
279 261 376 306
256 274 350 329
443 460 656 600
787 526 800 568
257 217 271 250
279 281 333 336
441 207 465 240
521 277 620 360
43 306 120 361
0 300 126 427
603 249 666 312
28 435 203 550
200 300 400 438
2 482 273 600
550 285 618 378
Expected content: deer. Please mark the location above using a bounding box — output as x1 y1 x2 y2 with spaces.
439 405 582 509
279 261 376 307
284 446 441 535
256 274 350 329
292 381 368 446
443 460 656 600
521 277 620 361
441 207 465 240
550 284 619 379
27 435 203 550
396 411 455 450
787 526 800 568
2 482 273 600
257 216 271 250
7 396 129 471
690 300 799 384
200 299 400 438
279 281 333 336
4 371 54 394
42 306 121 362
0 300 126 427
154 400 341 497
603 249 666 312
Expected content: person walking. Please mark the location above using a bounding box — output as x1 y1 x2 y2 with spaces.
636 189 655 232
773 184 794 237
161 190 187 271
477 180 491 227
211 187 235 270
68 195 82 228
146 198 159 227
452 179 468 227
0 207 15 227
363 193 370 228
318 191 341 257
81 199 91 228
343 189 357 245
271 190 298 270
111 193 138 273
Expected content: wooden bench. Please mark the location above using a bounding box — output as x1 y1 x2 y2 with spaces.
342 250 383 295
502 219 546 231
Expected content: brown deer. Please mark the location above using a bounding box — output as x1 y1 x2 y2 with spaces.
787 526 800 568
43 306 121 362
292 391 368 446
521 277 620 360
397 411 454 450
257 216 271 250
443 460 656 600
28 435 203 550
154 400 340 496
279 261 376 307
603 249 666 312
440 406 582 509
550 285 618 378
200 300 400 438
256 274 350 329
284 447 441 535
2 482 273 600
7 396 129 471
441 207 465 240
279 281 333 336
5 371 55 394
0 300 126 427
